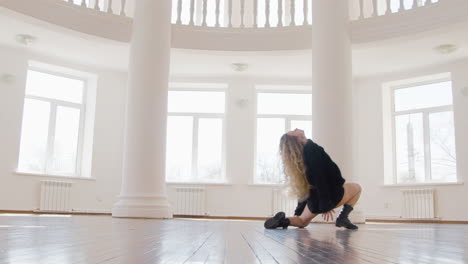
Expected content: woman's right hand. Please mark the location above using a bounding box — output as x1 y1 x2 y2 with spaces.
322 209 335 222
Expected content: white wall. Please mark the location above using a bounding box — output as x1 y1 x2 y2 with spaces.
355 59 468 221
2 42 467 221
0 44 312 217
0 44 126 213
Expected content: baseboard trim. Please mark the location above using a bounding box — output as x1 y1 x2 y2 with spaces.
173 215 268 221
0 210 111 216
1 210 467 224
366 218 468 224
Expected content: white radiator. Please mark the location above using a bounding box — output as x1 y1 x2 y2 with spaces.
39 181 72 212
272 189 297 216
173 187 206 216
401 188 435 219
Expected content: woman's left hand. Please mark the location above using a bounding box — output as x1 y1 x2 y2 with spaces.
322 209 335 222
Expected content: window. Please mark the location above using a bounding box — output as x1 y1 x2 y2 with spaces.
166 89 226 183
17 69 89 177
391 79 457 184
255 91 312 184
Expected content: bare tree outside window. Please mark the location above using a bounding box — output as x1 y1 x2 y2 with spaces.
393 80 457 184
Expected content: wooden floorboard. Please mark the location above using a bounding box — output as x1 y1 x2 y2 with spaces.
0 214 467 264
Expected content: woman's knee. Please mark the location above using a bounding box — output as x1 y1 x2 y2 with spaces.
346 183 362 193
298 220 310 228
297 217 312 228
354 183 362 193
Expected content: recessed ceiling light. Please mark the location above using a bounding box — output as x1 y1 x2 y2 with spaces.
15 34 37 46
231 63 248 72
434 44 458 54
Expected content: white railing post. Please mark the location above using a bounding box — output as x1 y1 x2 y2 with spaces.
107 0 113 13
176 0 182 24
359 0 364 19
254 0 258 27
372 0 377 17
189 0 195 25
399 0 405 12
240 0 245 28
120 0 126 16
290 0 295 26
228 0 233 27
303 0 308 25
278 0 283 27
215 0 221 27
385 0 391 14
94 0 100 10
202 0 207 26
265 0 270 27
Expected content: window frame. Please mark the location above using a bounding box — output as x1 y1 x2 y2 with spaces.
17 67 88 178
390 77 457 184
254 89 312 185
166 87 227 183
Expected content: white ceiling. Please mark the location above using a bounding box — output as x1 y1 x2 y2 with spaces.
0 10 467 80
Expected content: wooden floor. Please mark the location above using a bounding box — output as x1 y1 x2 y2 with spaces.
0 214 467 264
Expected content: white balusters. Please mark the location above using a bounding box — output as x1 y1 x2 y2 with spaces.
215 0 221 27
399 0 405 11
254 0 258 27
189 0 195 26
176 0 183 24
371 0 377 17
278 0 283 27
202 0 207 26
228 0 233 27
303 0 308 25
63 0 440 27
107 0 113 13
240 0 245 28
290 0 295 26
359 0 364 19
120 0 126 16
265 0 270 27
386 0 391 14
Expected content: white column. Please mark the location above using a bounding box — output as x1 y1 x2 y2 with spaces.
312 0 364 223
112 0 172 218
312 0 352 178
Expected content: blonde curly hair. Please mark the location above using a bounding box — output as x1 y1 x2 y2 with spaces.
279 133 310 201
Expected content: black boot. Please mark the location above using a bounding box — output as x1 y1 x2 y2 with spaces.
336 204 358 230
264 212 290 229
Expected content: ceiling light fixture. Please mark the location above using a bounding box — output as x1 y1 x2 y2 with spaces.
231 63 248 72
434 44 458 54
15 34 37 46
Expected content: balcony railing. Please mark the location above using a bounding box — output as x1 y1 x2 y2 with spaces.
67 0 440 28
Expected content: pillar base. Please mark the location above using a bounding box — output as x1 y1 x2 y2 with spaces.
112 195 173 219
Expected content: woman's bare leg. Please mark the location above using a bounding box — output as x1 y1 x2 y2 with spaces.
288 205 317 228
335 183 361 229
336 183 362 208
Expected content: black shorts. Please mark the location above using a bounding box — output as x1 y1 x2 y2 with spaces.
306 186 345 214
